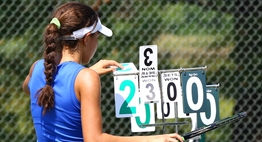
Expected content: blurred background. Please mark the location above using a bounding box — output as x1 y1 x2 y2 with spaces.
0 0 261 141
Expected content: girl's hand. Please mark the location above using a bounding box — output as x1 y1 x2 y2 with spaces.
152 133 184 142
90 60 124 76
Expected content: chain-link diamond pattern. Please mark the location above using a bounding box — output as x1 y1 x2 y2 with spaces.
0 0 261 141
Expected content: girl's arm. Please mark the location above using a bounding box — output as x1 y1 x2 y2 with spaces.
22 61 38 95
75 68 183 142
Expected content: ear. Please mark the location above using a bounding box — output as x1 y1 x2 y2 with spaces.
83 33 91 45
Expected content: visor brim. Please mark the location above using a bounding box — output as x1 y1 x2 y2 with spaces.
99 24 113 37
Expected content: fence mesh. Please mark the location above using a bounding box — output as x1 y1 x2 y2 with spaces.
0 0 261 141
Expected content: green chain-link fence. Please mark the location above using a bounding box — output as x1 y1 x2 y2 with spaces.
0 0 261 141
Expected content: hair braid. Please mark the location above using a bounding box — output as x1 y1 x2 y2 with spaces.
37 23 60 114
36 2 98 115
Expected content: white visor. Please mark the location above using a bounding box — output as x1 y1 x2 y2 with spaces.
65 18 112 40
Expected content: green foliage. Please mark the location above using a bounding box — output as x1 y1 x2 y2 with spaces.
0 0 261 141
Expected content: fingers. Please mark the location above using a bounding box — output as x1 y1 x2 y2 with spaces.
100 59 124 69
104 67 116 73
166 137 180 142
167 133 184 142
91 60 124 76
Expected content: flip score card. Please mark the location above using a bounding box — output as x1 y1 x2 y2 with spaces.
160 72 182 103
114 63 140 118
139 45 160 103
197 85 220 128
131 97 155 132
181 70 207 114
156 102 175 119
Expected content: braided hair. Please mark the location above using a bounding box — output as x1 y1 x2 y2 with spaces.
37 2 98 114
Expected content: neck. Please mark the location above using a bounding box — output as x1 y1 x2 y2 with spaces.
60 48 82 64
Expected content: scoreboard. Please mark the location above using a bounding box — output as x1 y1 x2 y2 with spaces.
113 45 220 141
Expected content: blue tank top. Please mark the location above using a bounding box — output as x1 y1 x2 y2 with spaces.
28 59 85 142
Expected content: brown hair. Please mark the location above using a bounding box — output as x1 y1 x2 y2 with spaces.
37 2 98 114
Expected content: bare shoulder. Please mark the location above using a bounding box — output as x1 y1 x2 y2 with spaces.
29 60 39 76
75 68 101 99
22 60 40 95
77 68 100 84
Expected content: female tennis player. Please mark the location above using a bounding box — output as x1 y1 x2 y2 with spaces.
22 2 183 142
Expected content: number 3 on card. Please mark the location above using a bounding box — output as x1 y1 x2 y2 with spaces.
139 45 160 103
